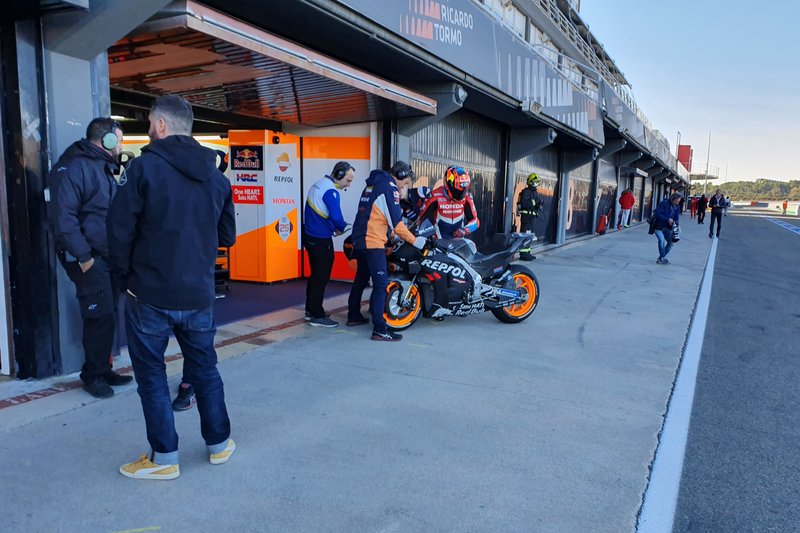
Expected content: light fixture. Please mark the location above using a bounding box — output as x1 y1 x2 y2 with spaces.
521 99 543 116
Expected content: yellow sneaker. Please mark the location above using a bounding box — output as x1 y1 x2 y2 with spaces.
119 454 180 480
209 438 236 465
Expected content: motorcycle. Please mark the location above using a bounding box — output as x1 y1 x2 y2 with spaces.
383 222 540 330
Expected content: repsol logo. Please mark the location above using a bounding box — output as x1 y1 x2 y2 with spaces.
274 175 294 183
421 259 465 278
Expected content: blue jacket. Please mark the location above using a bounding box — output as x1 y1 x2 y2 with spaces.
351 170 416 250
654 198 680 230
304 175 347 238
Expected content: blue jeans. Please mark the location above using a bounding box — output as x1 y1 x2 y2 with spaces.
125 297 230 465
348 248 389 333
655 228 673 259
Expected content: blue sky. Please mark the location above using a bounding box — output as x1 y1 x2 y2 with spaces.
580 0 800 182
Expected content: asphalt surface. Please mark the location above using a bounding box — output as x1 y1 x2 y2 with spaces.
673 211 800 531
0 218 712 533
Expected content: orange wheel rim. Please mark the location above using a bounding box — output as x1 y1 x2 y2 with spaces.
505 274 536 317
384 282 421 328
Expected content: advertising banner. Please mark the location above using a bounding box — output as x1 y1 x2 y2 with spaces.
336 0 604 143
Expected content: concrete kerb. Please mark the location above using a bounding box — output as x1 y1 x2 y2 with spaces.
635 235 719 531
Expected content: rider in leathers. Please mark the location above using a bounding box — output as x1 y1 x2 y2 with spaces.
417 166 480 317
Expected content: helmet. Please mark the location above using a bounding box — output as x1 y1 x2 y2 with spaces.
527 173 540 187
444 166 470 201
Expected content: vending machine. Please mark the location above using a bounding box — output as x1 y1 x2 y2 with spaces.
228 130 302 282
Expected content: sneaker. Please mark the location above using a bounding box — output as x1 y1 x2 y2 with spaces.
210 438 236 465
172 383 196 412
346 315 370 327
120 454 180 480
371 330 403 342
519 253 535 262
308 316 338 328
305 311 330 321
83 379 114 399
103 371 133 387
656 258 663 264
661 258 670 264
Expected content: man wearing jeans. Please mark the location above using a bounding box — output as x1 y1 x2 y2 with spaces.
653 192 682 265
109 95 236 480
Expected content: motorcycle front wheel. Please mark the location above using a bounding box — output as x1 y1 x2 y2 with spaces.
384 281 422 330
491 265 540 324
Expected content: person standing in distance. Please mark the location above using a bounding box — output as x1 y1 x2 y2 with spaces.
303 161 355 327
109 95 236 480
50 117 133 399
347 161 426 341
708 188 725 239
618 188 635 228
516 172 542 261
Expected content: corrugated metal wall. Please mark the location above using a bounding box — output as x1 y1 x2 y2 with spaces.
410 109 504 248
514 145 559 244
643 178 653 220
565 162 592 238
632 176 644 223
597 158 617 227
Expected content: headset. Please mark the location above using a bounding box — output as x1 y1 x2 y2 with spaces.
391 161 412 180
99 119 122 151
332 161 353 181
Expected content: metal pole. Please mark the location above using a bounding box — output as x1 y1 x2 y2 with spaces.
703 130 711 195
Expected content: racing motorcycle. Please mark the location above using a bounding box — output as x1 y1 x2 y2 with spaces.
383 222 540 330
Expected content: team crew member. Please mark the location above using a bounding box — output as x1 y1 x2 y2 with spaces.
419 165 480 239
347 161 426 341
50 117 133 399
400 185 432 227
516 172 542 261
303 161 355 327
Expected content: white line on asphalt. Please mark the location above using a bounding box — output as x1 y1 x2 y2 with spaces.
637 237 719 533
765 217 800 235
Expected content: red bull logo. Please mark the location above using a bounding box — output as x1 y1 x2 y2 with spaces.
231 145 263 171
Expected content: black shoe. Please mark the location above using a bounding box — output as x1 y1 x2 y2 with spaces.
371 330 402 342
103 371 133 386
172 383 196 412
519 253 535 262
83 379 114 399
346 315 370 327
709 233 713 238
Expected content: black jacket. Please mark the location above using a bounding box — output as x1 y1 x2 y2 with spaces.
50 139 119 262
108 135 235 310
517 186 541 216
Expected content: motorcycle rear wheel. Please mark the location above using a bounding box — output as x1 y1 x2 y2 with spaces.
384 281 422 330
491 265 540 324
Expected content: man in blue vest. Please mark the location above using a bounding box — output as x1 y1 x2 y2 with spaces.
303 161 355 327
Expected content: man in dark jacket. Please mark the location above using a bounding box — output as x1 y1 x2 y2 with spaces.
696 194 708 224
708 188 725 238
653 192 682 264
50 117 133 399
109 95 236 480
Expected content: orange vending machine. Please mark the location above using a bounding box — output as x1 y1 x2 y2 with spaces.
228 130 302 282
